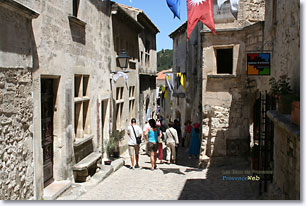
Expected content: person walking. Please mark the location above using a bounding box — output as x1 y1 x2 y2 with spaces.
127 118 142 169
174 119 182 146
156 119 164 164
188 123 201 158
164 122 179 164
144 119 162 170
184 121 193 148
142 121 150 155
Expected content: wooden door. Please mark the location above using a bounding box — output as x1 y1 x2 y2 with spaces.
41 79 55 187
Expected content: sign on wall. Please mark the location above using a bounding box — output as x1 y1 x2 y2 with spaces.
247 53 271 75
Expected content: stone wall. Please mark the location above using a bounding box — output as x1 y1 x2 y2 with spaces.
267 111 300 200
0 68 34 200
242 0 265 23
0 0 38 200
201 28 250 158
248 0 300 94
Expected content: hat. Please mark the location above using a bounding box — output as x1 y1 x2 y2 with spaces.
193 123 200 129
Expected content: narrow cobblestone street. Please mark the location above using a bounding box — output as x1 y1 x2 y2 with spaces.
77 146 260 200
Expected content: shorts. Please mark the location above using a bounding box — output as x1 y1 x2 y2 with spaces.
129 145 140 156
147 142 158 153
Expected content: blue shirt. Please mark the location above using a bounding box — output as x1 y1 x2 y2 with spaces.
148 128 158 143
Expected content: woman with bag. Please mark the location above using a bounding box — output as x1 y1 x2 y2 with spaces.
144 119 162 170
127 118 142 169
164 122 179 164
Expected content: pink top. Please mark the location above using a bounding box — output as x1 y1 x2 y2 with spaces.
185 125 192 133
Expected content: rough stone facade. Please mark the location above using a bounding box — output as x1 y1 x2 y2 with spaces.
0 68 34 200
0 0 38 200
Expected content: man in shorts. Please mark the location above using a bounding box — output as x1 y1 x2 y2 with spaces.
127 118 143 169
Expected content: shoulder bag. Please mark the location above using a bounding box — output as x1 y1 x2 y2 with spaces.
132 126 141 145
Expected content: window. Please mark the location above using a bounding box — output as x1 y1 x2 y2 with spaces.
216 48 233 74
74 75 90 139
129 86 136 121
145 40 150 53
145 40 150 67
115 87 124 128
73 0 80 17
140 51 144 64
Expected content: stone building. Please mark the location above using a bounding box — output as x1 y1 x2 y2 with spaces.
170 0 266 157
0 0 114 200
110 3 159 154
156 68 173 121
170 0 300 199
0 0 158 200
248 0 300 199
169 21 203 132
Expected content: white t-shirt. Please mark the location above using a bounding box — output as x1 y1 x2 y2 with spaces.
127 125 142 145
143 123 150 132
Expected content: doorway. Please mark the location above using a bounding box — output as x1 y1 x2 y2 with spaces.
41 78 56 187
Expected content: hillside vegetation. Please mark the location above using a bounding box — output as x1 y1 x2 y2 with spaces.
157 49 173 72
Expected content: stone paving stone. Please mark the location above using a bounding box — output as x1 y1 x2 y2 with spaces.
78 147 261 200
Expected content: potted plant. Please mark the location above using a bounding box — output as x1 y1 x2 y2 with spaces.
291 100 300 127
269 76 296 114
108 130 125 158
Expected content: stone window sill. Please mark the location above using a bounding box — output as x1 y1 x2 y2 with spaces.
0 0 40 19
267 110 300 140
68 15 86 27
74 134 94 147
208 74 237 78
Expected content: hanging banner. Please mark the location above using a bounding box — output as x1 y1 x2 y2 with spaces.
247 53 271 76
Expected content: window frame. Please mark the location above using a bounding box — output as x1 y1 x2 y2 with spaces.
74 74 90 139
213 45 238 76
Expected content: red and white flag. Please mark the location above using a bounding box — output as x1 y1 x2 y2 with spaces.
187 0 216 40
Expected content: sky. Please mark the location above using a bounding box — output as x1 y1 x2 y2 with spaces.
113 0 187 52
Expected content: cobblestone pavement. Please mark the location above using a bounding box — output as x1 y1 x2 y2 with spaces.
78 145 261 200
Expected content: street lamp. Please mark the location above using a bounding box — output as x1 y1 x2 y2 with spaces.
117 50 130 70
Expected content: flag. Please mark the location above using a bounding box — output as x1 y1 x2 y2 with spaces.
187 0 216 40
166 0 181 19
217 0 239 19
165 73 174 93
180 74 186 90
176 73 187 90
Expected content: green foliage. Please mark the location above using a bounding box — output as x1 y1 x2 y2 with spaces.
104 130 125 155
110 130 125 142
269 75 293 96
157 49 173 72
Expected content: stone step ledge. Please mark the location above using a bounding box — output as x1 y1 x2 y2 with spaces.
56 158 125 200
43 180 72 200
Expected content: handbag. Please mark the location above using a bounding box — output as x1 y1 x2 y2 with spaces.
132 126 141 145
